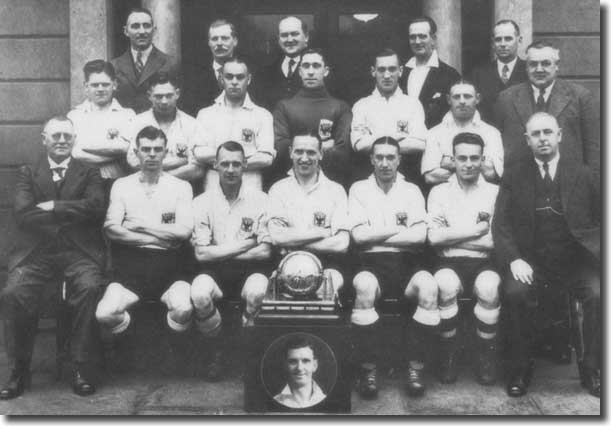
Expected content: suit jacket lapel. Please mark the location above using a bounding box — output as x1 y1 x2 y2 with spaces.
547 80 570 117
118 51 139 87
58 160 84 199
33 159 57 200
138 47 165 86
519 160 537 230
558 156 578 214
512 84 534 127
418 67 437 103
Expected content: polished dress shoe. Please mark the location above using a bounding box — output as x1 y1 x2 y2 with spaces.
506 365 533 397
405 366 425 397
0 369 30 400
582 369 600 398
72 370 96 396
358 363 378 399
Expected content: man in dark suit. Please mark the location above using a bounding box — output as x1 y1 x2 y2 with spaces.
493 40 599 177
0 116 107 399
111 7 179 113
470 19 527 123
256 16 309 110
492 112 600 398
399 17 461 129
182 19 238 115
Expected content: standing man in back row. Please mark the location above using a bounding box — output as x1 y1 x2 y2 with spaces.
400 17 461 129
111 7 179 113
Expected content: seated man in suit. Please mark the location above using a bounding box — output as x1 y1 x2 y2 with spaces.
256 16 309 110
427 132 500 386
193 58 274 193
274 336 327 409
492 112 600 398
400 16 461 129
349 137 437 398
351 48 427 186
421 81 503 187
190 141 273 381
127 72 203 187
111 7 179 113
272 49 352 188
0 116 106 398
95 126 194 368
470 19 527 124
68 60 135 192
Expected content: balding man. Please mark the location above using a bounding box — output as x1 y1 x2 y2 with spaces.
492 112 600 398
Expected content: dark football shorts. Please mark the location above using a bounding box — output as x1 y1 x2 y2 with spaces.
434 256 497 298
197 259 275 301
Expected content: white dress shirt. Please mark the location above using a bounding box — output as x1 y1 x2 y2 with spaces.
131 45 153 67
531 80 556 104
405 50 440 98
48 157 71 182
534 153 560 180
496 57 518 80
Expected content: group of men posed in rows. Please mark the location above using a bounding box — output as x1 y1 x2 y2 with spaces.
0 6 600 408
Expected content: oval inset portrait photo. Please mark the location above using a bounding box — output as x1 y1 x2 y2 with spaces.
260 332 338 409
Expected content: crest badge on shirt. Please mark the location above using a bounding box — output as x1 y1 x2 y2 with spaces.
318 119 333 140
396 120 408 133
175 143 188 158
161 212 176 224
396 211 408 226
242 128 255 144
241 216 254 233
477 211 491 223
313 211 327 227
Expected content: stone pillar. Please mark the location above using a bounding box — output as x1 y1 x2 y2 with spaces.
69 0 111 107
142 0 182 63
494 0 533 59
423 0 462 73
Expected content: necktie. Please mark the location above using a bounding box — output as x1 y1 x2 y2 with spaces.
542 162 553 190
536 88 546 112
287 58 296 77
135 51 144 75
52 167 65 191
216 68 224 90
501 64 509 84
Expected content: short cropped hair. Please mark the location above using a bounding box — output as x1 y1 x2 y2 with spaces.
135 125 167 147
222 57 250 74
291 131 322 151
371 136 400 155
300 48 328 66
83 60 116 81
526 40 560 61
452 132 485 154
209 19 237 38
43 115 73 132
147 72 180 91
525 111 559 129
449 79 478 94
279 16 309 35
284 335 317 360
494 19 520 36
216 140 245 159
409 16 437 36
373 48 401 66
125 7 153 24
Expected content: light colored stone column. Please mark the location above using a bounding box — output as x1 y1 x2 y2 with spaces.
423 0 462 73
142 0 182 63
69 0 111 107
494 0 533 59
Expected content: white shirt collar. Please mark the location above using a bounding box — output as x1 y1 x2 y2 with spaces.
441 110 483 127
48 156 71 169
275 381 326 408
534 153 560 179
214 92 255 110
213 60 223 75
282 56 300 77
447 172 485 190
497 57 518 78
287 169 330 194
372 87 403 100
131 45 153 66
531 80 556 103
75 98 124 113
405 50 440 69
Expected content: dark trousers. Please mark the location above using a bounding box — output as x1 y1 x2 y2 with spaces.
1 243 105 368
503 253 600 372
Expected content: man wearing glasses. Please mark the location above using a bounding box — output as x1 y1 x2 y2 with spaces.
492 112 600 398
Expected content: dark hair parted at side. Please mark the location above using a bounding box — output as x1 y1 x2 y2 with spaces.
300 48 328 66
216 140 245 159
147 72 180 91
291 131 323 151
284 335 317 359
452 132 485 153
83 60 116 81
135 125 167 147
373 48 401 66
495 19 521 36
409 16 437 36
125 6 153 24
209 19 237 38
370 136 400 155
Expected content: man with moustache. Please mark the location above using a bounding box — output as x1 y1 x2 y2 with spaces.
68 60 135 191
400 17 461 129
422 81 503 187
349 137 437 397
272 49 352 188
470 20 527 123
194 58 274 192
111 7 179 113
492 112 600 398
351 48 427 185
257 16 309 110
183 20 239 114
127 72 203 186
493 41 599 176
